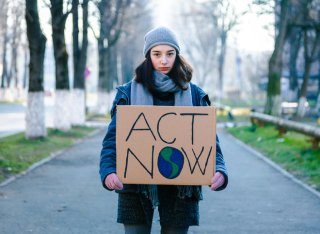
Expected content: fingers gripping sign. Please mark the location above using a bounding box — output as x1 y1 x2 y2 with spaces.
105 173 123 190
210 171 225 191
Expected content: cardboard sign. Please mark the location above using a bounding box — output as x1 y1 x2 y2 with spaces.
116 105 216 185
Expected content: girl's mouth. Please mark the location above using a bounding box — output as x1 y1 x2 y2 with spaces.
159 67 169 71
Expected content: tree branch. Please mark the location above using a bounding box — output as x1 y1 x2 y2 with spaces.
88 22 98 40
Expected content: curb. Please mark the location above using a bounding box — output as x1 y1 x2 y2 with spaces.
226 129 320 199
0 126 105 188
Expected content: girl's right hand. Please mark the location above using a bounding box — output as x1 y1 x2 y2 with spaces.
105 173 123 190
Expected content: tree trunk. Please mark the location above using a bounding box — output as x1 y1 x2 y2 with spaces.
97 38 107 91
316 89 320 114
1 7 8 89
25 0 47 139
108 46 118 92
71 0 88 125
50 0 71 131
316 50 320 114
9 4 22 93
97 0 107 94
288 27 301 101
96 0 127 113
217 31 227 100
23 45 28 89
296 29 320 117
264 0 290 116
97 45 111 114
70 88 85 124
72 0 80 87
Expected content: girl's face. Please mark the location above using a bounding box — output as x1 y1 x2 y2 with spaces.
150 45 176 75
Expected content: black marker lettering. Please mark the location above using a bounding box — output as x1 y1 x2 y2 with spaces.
157 112 177 144
126 112 156 141
124 146 154 178
180 113 208 145
181 146 213 175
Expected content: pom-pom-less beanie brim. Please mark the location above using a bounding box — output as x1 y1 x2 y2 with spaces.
143 27 180 57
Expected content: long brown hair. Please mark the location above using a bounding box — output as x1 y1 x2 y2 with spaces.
134 51 193 94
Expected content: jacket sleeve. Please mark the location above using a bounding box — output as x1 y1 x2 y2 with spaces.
99 90 126 190
200 93 228 191
215 135 228 191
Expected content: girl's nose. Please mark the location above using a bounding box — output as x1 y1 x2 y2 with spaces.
160 56 167 64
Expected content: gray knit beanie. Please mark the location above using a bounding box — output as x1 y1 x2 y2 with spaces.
143 27 180 57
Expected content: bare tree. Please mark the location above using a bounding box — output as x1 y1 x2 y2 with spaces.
8 1 24 92
316 48 320 113
117 0 152 84
0 0 9 90
177 2 218 90
50 0 72 131
243 52 270 101
25 0 47 138
297 1 320 117
93 0 129 114
22 42 29 89
287 26 302 101
286 0 320 117
264 0 290 116
71 0 89 125
215 0 246 100
178 0 247 101
284 0 304 102
256 0 320 116
198 0 246 100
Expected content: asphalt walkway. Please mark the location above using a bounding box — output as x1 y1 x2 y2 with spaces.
0 128 320 234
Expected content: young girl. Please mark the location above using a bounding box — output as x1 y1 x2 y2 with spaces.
99 26 228 234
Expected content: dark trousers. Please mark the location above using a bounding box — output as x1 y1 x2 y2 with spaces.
124 224 189 234
117 185 199 231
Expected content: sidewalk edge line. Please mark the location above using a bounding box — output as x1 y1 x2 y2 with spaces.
0 127 105 188
227 130 320 199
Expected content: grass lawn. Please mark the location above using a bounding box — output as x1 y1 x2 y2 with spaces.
227 125 320 191
217 114 249 123
86 112 110 122
0 126 98 183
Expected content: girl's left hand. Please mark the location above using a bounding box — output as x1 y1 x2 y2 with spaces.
210 172 225 191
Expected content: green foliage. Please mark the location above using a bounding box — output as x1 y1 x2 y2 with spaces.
0 126 97 183
227 125 320 191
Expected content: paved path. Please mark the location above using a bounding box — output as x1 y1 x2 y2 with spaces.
0 128 320 233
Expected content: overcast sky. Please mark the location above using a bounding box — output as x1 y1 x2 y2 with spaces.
152 0 274 52
38 0 274 53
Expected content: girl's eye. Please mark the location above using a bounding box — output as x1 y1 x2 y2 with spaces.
153 53 160 57
168 53 174 56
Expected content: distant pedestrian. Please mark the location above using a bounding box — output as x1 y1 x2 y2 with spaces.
99 26 228 234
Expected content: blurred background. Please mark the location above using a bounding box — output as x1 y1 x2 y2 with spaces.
0 0 319 134
1 2 320 233
0 0 320 204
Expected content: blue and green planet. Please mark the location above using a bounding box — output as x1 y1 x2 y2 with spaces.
157 146 184 179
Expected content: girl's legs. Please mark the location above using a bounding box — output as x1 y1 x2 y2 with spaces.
124 224 152 234
118 193 154 234
160 226 189 234
158 186 199 234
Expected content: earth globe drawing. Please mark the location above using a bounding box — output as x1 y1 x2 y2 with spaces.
158 146 184 179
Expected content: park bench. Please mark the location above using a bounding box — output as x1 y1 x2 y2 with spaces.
250 112 320 149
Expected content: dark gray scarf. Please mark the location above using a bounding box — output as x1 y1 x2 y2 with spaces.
130 71 202 207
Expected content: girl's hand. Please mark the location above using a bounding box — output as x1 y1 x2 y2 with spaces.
210 172 225 191
104 173 123 190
